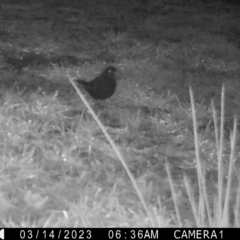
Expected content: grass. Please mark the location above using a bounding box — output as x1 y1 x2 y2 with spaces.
0 0 240 227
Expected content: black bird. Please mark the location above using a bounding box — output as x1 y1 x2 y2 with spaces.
75 66 118 100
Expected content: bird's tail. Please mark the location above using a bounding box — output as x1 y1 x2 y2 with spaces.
75 79 88 86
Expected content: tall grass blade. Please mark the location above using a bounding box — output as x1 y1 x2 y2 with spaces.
69 76 157 227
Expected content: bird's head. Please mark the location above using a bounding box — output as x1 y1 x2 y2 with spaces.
103 66 117 77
